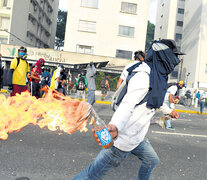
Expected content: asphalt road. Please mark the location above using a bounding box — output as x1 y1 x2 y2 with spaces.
0 103 207 180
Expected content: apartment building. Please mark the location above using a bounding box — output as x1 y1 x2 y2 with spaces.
64 0 149 59
181 0 207 89
154 0 185 81
0 0 59 48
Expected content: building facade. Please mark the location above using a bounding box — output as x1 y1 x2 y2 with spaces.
154 0 185 81
0 0 59 48
181 0 207 89
64 0 149 59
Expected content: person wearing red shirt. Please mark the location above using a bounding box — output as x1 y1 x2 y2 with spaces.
30 58 45 98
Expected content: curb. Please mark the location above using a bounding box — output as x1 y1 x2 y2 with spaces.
1 88 205 114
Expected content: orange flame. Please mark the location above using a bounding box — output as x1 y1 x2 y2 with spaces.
0 90 91 140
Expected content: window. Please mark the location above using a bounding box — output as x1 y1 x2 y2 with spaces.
178 8 184 14
121 2 137 14
81 0 98 8
78 20 96 33
3 0 8 7
77 45 94 54
179 0 185 1
177 21 183 27
119 25 134 37
0 17 10 30
0 37 8 44
161 14 163 18
205 64 207 73
116 49 132 59
175 33 182 39
171 70 178 78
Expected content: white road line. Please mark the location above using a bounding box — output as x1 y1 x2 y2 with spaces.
151 131 207 138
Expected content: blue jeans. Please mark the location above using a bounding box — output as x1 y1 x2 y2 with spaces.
72 139 159 180
88 90 95 105
165 119 172 128
200 101 205 114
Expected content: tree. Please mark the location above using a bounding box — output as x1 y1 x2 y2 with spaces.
55 10 67 49
145 21 155 52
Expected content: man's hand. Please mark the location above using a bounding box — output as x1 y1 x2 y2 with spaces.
8 84 13 91
170 110 179 119
92 124 118 146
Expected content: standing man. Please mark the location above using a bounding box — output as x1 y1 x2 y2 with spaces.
160 81 184 130
86 61 96 105
116 50 146 89
72 39 183 180
30 58 45 98
100 76 110 100
75 71 87 101
8 47 30 96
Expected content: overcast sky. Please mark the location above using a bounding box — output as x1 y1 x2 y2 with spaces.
59 0 157 24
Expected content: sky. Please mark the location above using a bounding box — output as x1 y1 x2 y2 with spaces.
59 0 157 24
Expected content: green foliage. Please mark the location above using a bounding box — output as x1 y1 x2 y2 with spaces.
55 10 67 48
145 21 155 52
95 72 120 91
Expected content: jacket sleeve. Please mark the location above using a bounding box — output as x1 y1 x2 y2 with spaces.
9 69 14 85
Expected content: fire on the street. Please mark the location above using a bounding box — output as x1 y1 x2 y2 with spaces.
0 90 91 140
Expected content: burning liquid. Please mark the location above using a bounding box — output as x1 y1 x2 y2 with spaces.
0 90 91 140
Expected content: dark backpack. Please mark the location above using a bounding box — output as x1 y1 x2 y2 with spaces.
77 77 86 90
100 80 106 88
15 57 28 70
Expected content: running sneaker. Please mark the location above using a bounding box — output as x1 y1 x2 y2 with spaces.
166 127 175 130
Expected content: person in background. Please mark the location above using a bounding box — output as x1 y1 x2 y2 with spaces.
199 91 206 114
30 58 45 98
40 67 51 97
55 65 67 95
75 71 87 101
100 76 110 100
160 81 184 130
116 50 146 89
194 91 200 108
8 47 30 96
86 61 96 105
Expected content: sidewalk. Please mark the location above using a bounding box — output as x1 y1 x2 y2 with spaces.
1 87 206 115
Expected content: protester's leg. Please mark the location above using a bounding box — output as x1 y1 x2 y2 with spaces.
165 119 171 128
91 90 95 105
11 84 22 96
88 90 92 104
75 90 79 99
200 102 204 114
72 146 130 180
21 85 28 93
131 139 159 180
88 90 95 105
83 90 85 101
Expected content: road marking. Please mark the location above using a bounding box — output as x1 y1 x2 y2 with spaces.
151 131 207 138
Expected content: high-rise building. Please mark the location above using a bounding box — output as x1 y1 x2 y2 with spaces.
181 0 207 89
64 0 149 59
154 0 185 81
0 0 59 48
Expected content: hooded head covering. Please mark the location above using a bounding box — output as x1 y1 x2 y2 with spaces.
144 40 182 108
34 58 45 74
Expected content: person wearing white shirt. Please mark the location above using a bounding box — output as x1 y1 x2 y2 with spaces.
160 81 184 130
72 39 184 180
